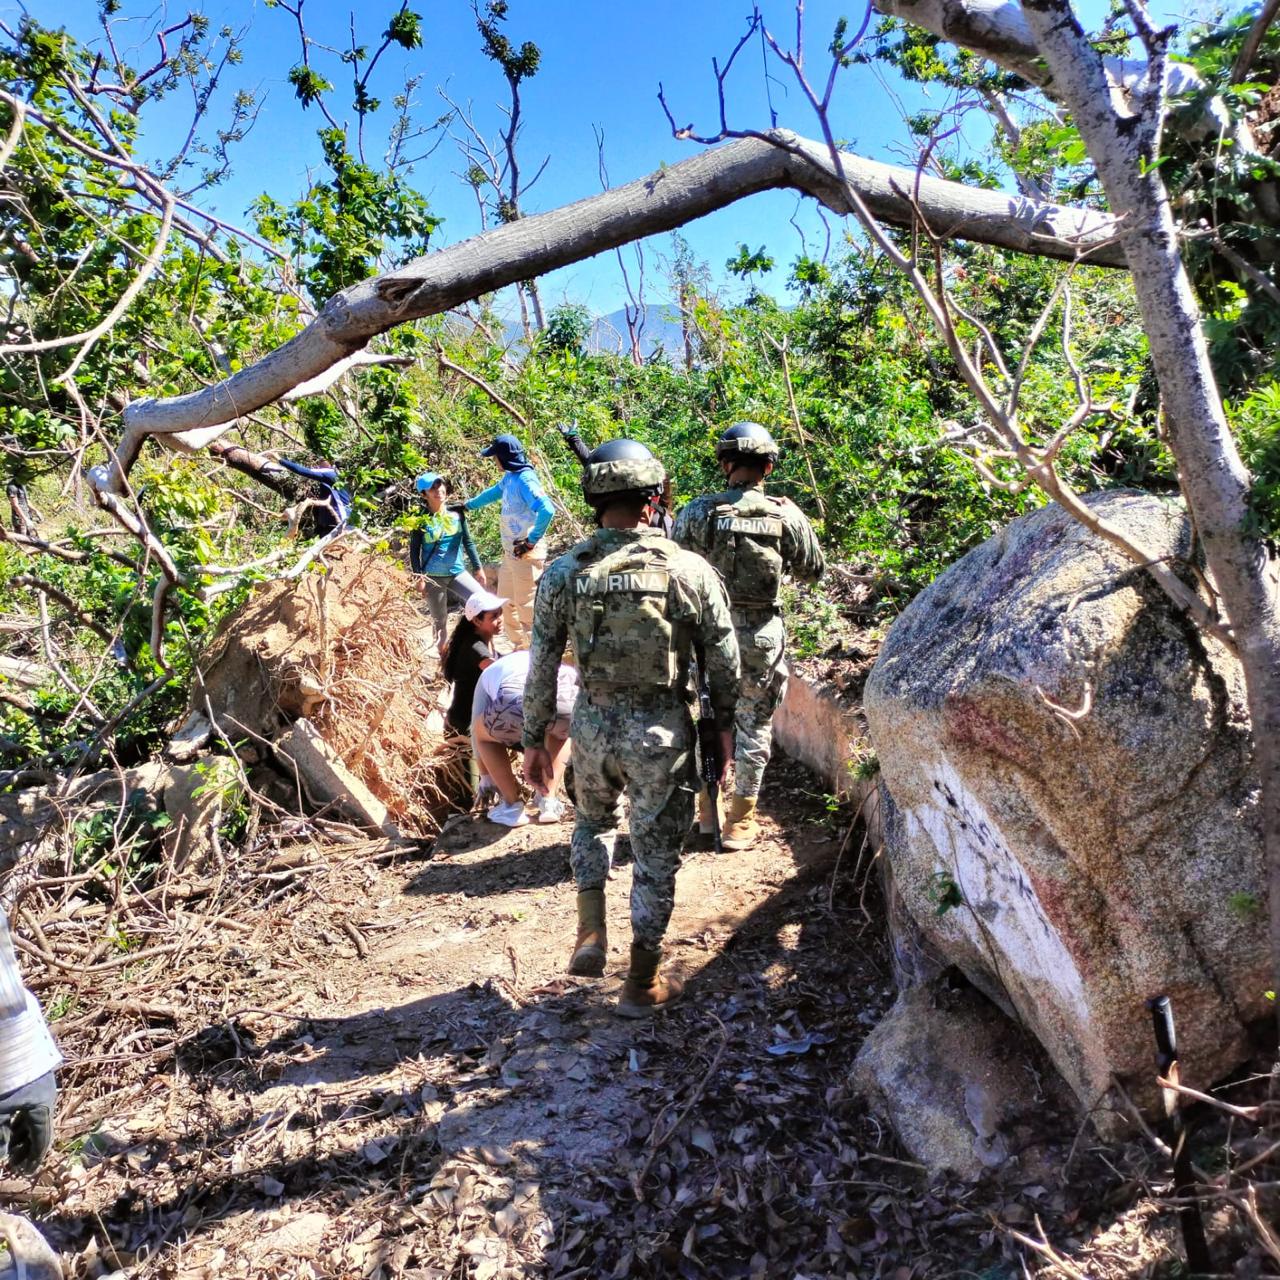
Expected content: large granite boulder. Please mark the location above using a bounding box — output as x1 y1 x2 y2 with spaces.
864 491 1266 1113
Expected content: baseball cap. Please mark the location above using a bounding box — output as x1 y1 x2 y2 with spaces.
464 590 509 620
479 435 529 468
414 471 443 492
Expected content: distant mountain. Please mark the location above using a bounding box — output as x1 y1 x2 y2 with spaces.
588 304 686 360
499 303 688 362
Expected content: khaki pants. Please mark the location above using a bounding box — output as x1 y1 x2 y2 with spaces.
497 547 545 650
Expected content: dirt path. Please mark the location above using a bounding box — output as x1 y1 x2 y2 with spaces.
7 758 1155 1279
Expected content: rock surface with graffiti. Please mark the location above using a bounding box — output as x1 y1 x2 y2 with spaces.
864 491 1266 1118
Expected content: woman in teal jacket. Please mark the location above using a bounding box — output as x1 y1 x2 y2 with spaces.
409 472 486 651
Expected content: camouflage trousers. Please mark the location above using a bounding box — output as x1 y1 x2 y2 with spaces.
733 613 788 798
569 694 696 951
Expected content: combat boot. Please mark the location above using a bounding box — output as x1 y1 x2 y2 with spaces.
568 889 607 976
720 796 759 850
616 944 683 1017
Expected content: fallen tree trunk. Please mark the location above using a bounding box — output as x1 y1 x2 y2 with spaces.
93 129 1124 494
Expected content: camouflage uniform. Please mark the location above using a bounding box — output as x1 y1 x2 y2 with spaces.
522 527 739 949
673 481 824 797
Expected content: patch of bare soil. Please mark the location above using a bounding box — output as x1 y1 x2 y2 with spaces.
9 753 1271 1280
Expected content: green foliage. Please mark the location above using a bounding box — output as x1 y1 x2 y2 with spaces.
1227 381 1280 540
927 870 964 917
385 8 424 50
191 757 249 844
288 64 333 106
538 304 592 357
298 398 347 460
476 1 541 83
783 586 843 659
726 244 776 279
252 127 440 301
1228 889 1262 920
71 789 171 891
852 750 880 783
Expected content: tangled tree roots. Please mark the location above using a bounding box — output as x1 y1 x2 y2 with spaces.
195 545 465 835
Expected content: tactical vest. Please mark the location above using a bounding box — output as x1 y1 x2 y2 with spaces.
706 489 787 608
569 540 679 690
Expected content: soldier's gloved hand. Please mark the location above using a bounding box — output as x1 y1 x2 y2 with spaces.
512 537 535 559
0 1072 56 1174
557 422 578 438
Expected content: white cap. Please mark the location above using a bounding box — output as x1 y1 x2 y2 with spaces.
464 590 509 620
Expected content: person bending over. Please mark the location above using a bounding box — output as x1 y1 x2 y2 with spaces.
277 456 353 537
471 649 578 827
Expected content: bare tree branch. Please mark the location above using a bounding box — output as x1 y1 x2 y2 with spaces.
10 577 116 646
1232 0 1280 84
436 345 528 426
280 350 414 401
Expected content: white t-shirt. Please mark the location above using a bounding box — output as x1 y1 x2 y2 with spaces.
478 650 578 721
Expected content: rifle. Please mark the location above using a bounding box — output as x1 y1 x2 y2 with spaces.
694 645 723 853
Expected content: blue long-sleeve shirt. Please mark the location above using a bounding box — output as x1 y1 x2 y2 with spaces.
466 469 554 552
277 459 339 485
276 458 352 532
408 510 482 577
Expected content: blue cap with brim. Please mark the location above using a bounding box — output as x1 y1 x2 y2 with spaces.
414 471 443 492
479 434 532 472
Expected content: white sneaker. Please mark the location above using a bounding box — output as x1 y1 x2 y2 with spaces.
487 799 529 828
477 775 499 805
535 794 566 824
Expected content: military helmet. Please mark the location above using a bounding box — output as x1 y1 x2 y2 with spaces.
716 421 779 461
581 438 665 505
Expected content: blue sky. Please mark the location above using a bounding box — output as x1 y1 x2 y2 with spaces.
21 0 1200 316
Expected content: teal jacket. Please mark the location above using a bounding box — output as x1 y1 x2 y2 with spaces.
409 509 482 577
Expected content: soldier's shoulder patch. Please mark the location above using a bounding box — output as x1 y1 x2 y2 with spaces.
539 551 581 590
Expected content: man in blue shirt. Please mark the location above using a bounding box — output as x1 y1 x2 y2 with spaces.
464 435 555 650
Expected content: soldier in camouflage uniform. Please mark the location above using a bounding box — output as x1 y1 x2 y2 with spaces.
673 422 825 851
522 440 739 1016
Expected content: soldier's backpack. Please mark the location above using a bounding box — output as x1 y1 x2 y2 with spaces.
569 539 679 690
706 489 787 608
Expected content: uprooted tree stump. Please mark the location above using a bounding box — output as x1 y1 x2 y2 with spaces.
191 545 468 836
